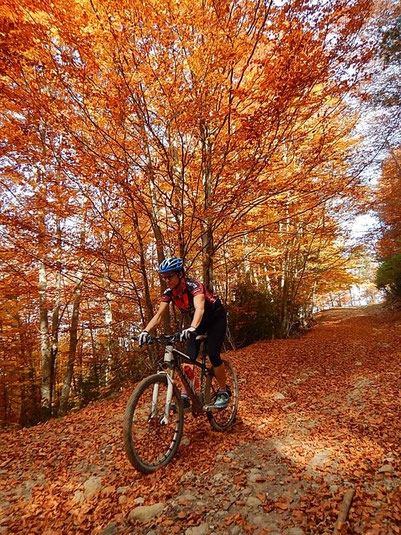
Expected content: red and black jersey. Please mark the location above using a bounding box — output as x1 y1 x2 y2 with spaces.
161 277 223 321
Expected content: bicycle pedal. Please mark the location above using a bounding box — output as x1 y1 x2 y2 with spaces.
203 403 221 412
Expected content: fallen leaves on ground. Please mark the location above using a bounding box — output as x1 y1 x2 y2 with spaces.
0 304 400 534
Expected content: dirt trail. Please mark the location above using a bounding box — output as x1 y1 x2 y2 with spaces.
0 305 400 534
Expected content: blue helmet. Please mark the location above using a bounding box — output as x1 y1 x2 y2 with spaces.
159 257 184 274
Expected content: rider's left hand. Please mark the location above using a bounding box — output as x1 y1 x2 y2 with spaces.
138 331 151 347
180 326 196 341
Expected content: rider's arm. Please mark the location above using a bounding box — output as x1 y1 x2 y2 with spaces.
190 293 205 330
143 301 169 333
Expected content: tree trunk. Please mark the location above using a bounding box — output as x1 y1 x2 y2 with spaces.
59 277 83 416
131 210 155 320
104 272 114 386
201 124 214 290
50 262 61 412
39 259 52 419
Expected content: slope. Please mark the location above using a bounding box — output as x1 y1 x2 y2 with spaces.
0 305 400 535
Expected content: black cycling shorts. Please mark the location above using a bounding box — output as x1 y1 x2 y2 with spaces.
185 309 227 367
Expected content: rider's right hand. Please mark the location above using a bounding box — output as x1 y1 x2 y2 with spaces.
138 331 151 347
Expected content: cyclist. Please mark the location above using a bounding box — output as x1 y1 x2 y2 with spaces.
138 257 229 409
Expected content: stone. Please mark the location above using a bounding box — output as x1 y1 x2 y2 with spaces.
180 471 196 482
181 435 191 446
378 464 394 474
246 496 262 507
129 502 165 522
308 449 332 469
247 468 264 483
176 492 198 503
84 476 102 499
73 490 84 503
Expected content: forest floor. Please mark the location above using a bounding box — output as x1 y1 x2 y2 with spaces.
0 304 401 535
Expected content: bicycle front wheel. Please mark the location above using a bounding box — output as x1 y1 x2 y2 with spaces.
205 359 238 432
123 374 184 474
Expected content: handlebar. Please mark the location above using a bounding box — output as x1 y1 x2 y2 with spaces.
153 333 182 344
134 333 207 345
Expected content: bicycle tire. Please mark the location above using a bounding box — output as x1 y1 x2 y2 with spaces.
205 359 238 432
123 374 184 474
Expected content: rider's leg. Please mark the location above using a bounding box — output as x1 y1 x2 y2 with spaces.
207 311 228 391
213 362 227 390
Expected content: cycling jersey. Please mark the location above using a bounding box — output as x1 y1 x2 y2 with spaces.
161 276 226 367
161 277 223 321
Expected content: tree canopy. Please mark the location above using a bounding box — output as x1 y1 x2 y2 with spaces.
0 0 380 425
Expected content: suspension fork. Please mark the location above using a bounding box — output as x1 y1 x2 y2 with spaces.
152 344 175 425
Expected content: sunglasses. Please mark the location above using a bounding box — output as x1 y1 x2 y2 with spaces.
162 273 177 280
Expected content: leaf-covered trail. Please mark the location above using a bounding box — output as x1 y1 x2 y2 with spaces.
0 305 400 534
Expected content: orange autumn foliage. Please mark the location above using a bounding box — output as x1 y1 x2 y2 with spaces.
0 0 376 423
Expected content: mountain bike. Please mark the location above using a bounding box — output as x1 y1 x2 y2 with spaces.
123 333 238 474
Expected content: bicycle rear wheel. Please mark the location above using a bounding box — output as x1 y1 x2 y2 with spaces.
123 374 184 474
205 359 238 432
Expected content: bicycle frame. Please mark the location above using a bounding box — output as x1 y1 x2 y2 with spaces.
157 336 211 422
